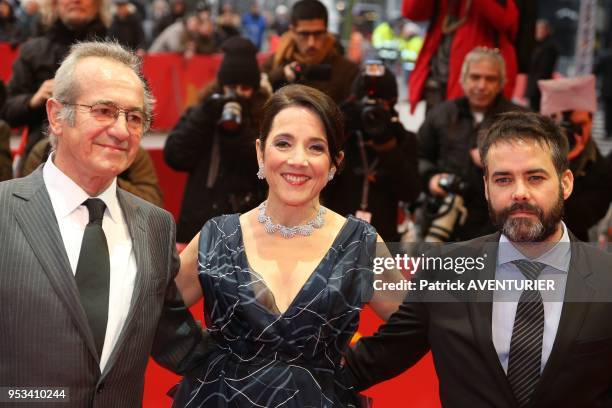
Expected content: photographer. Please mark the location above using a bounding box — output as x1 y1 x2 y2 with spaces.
539 75 612 241
323 63 420 241
417 47 524 241
261 0 358 104
164 37 269 243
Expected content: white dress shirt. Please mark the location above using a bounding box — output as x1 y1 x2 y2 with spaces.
492 222 570 373
43 155 138 371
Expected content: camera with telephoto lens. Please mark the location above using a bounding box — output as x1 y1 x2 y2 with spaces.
423 174 467 217
210 89 242 133
292 63 332 82
437 174 468 195
419 174 469 242
352 60 395 143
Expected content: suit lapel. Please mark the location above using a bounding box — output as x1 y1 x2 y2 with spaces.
101 190 149 378
13 169 100 363
467 233 517 404
530 238 594 404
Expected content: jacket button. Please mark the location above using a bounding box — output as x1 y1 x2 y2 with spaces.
97 382 105 393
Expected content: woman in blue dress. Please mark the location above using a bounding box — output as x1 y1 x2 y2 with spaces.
173 84 406 407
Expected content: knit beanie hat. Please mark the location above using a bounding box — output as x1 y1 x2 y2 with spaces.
217 37 260 90
538 75 597 115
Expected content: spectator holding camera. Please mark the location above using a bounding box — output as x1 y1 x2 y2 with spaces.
261 0 358 104
538 75 612 241
164 37 269 243
324 63 420 241
418 47 523 241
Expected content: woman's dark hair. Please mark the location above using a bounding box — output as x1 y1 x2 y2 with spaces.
259 84 344 168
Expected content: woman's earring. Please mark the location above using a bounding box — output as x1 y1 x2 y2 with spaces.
257 163 265 179
328 169 335 181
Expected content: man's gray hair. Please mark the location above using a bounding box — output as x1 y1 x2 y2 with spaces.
460 46 507 87
41 0 112 27
49 41 154 148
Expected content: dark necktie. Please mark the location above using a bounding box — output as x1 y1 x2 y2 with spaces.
75 198 110 358
507 259 547 407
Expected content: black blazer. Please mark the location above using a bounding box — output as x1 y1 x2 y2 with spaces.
344 232 612 407
0 168 211 407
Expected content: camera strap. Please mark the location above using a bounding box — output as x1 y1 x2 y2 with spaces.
356 131 379 212
206 132 221 188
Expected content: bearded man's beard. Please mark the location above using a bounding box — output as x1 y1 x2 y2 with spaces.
488 186 564 242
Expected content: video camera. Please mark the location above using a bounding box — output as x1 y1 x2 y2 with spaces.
209 89 242 133
351 60 396 143
292 63 332 82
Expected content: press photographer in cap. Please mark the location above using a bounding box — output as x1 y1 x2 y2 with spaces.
164 36 269 243
323 60 420 241
538 74 612 241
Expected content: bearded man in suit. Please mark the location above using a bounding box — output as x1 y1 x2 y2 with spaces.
0 41 208 407
343 111 612 407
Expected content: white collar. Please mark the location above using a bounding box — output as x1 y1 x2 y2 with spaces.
497 222 571 273
43 152 122 222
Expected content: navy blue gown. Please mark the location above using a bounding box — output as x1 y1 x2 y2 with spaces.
172 214 377 407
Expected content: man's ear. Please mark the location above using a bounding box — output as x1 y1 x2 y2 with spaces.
561 169 574 200
483 174 489 201
46 98 64 136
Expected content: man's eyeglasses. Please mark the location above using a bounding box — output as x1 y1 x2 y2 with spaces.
61 101 149 132
294 29 327 40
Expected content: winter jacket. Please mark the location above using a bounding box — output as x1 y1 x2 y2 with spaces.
418 95 524 240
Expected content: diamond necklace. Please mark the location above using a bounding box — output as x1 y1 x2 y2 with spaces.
257 201 326 239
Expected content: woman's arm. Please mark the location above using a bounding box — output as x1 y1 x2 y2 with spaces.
175 232 204 307
368 235 410 321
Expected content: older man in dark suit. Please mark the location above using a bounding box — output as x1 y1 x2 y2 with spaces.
0 41 208 407
343 111 612 407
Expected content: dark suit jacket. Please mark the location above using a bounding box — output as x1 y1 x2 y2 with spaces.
345 232 612 407
0 168 208 407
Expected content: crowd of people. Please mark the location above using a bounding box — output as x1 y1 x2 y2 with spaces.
0 0 291 55
1 0 612 407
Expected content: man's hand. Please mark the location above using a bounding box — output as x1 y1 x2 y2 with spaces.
29 79 54 109
283 61 298 82
429 173 450 197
